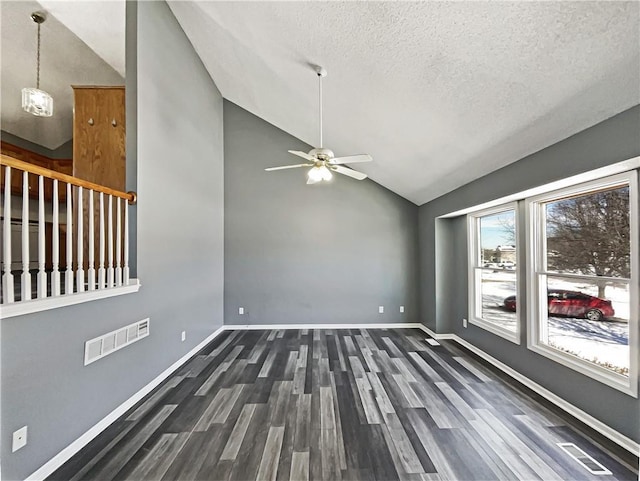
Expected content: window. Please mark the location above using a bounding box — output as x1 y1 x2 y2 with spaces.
527 172 638 396
468 203 520 343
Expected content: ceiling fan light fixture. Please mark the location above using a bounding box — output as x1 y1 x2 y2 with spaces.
22 11 53 117
266 66 372 183
308 165 332 183
320 165 332 181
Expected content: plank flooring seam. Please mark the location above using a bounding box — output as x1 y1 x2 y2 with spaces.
47 328 638 481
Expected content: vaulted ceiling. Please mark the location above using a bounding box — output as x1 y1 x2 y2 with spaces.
0 1 123 151
2 1 638 205
167 1 639 204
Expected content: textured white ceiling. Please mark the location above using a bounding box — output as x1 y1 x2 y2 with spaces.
4 1 636 203
1 1 123 150
168 1 640 205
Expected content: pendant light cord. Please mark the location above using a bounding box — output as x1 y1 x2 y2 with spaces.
36 22 41 89
318 72 323 148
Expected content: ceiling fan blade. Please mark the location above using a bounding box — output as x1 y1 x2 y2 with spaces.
288 150 315 161
333 165 368 180
330 154 372 165
265 163 312 171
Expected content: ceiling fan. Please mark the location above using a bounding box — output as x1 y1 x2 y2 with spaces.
265 66 372 184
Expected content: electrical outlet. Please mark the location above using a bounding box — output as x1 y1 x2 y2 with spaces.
12 426 27 452
463 318 468 328
379 306 384 314
238 307 244 315
399 306 405 313
181 331 186 342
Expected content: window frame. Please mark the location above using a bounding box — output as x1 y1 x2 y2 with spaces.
467 202 521 344
526 171 638 397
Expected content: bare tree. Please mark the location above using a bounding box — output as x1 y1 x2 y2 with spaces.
546 187 630 297
498 216 516 245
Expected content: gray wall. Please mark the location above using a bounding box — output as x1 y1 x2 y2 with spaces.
419 105 640 443
0 2 224 479
224 101 419 326
0 130 73 159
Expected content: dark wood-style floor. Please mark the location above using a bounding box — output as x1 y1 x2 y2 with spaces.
49 328 638 481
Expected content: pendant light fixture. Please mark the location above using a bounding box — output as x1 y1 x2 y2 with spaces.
22 11 53 117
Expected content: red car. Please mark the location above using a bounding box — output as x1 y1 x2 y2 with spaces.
503 290 615 321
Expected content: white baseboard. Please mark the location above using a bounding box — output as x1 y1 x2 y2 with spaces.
223 322 424 331
25 325 226 481
413 325 640 456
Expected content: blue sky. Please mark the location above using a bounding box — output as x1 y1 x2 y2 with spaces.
480 212 515 249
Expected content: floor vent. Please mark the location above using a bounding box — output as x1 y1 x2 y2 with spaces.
84 318 150 366
557 443 612 475
426 338 440 346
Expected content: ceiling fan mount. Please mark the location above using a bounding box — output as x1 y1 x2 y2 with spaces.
265 65 372 184
308 147 334 161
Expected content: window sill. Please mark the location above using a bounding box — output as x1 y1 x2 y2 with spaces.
0 280 141 319
528 342 637 398
469 317 521 344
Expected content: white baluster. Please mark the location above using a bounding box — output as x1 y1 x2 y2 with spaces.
88 190 95 290
76 186 85 292
123 200 129 285
115 197 122 286
21 171 31 301
98 192 105 289
37 175 46 298
65 183 73 295
2 166 14 303
107 194 114 288
52 179 60 296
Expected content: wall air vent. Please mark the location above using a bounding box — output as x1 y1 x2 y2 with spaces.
84 318 150 366
556 443 612 475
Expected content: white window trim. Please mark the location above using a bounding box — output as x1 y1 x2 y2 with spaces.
467 202 521 344
441 156 640 218
526 170 638 397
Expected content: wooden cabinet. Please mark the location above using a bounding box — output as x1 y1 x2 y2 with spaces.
72 86 126 271
72 86 125 190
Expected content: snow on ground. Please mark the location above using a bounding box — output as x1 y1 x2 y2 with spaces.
481 270 629 374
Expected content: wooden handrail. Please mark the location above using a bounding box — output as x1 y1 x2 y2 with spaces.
1 154 136 204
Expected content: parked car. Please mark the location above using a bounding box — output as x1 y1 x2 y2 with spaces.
503 289 615 321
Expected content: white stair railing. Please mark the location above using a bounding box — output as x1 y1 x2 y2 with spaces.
98 192 106 289
2 166 14 303
1 154 136 305
21 171 31 301
37 175 46 298
52 179 60 296
88 190 95 291
65 181 73 295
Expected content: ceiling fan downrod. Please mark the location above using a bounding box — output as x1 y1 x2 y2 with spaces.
316 66 327 148
263 64 371 183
